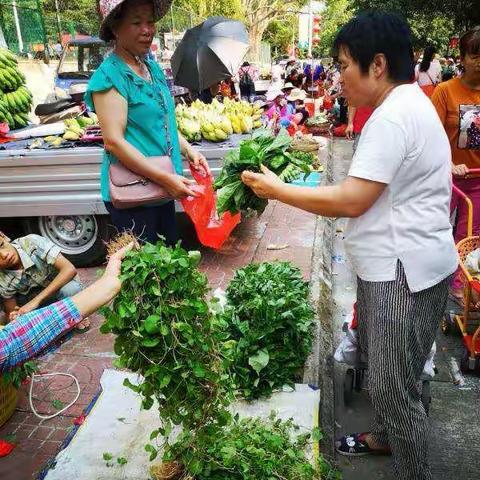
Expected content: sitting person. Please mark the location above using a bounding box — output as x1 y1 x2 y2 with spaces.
0 232 88 330
1 245 131 372
284 88 309 126
265 88 286 122
281 82 294 97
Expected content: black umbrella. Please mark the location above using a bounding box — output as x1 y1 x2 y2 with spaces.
171 16 249 92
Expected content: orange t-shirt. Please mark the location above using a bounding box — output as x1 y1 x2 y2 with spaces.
431 78 480 168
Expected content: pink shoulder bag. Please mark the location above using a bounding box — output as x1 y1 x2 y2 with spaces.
109 96 175 209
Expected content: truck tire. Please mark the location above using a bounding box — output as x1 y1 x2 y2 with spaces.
21 214 110 267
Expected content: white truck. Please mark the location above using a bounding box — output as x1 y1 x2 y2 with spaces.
0 139 240 266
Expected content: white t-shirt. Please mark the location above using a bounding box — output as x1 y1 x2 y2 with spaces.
344 83 458 293
415 60 442 86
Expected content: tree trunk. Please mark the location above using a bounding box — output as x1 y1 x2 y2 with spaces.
248 22 267 62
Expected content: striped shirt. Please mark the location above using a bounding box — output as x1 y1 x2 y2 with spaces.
0 298 81 371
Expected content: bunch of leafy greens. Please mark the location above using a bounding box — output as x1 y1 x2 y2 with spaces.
214 129 313 216
2 361 37 389
101 242 337 479
165 412 341 480
223 262 315 400
101 241 235 461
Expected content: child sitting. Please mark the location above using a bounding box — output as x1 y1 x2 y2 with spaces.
0 232 88 330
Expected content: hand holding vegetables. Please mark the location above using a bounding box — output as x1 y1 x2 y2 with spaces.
241 165 285 200
214 129 317 215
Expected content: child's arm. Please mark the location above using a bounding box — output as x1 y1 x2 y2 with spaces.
15 254 77 316
3 297 17 320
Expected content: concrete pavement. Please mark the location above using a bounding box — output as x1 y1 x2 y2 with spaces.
329 139 480 479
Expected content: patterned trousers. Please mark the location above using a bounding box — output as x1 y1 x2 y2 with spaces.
357 262 449 480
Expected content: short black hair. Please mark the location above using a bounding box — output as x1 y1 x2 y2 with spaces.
332 11 414 83
460 26 480 58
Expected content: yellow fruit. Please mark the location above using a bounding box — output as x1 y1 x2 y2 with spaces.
221 119 233 135
232 118 242 134
63 130 80 141
214 128 228 141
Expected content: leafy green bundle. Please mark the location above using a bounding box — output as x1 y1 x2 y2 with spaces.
165 413 340 480
101 242 234 458
224 262 315 400
214 129 314 216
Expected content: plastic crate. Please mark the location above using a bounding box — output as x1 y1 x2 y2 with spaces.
292 171 322 187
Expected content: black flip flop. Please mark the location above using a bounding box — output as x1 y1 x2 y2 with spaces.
335 432 391 457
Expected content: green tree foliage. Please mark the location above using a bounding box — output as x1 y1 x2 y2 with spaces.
352 0 479 45
41 0 99 38
318 0 354 56
263 17 297 56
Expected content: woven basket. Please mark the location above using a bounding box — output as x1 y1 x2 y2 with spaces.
0 376 18 428
306 124 331 135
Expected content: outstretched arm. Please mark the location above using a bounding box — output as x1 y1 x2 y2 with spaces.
1 245 132 372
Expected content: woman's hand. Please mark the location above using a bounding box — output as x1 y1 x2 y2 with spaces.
241 165 285 200
187 147 211 175
452 164 468 177
163 174 199 199
345 123 354 140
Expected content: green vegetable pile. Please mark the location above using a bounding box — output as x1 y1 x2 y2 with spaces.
101 241 338 479
214 129 316 216
2 361 37 389
166 413 340 480
101 242 234 444
224 262 315 400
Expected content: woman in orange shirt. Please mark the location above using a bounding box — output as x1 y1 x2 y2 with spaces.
432 26 480 301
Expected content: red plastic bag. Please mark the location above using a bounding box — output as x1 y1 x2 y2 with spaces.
181 167 241 249
323 94 334 111
0 440 15 457
333 123 347 137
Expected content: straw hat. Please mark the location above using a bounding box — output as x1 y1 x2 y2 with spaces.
282 82 295 91
98 0 172 42
287 88 306 102
266 88 284 102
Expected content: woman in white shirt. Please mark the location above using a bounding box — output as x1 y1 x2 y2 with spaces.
242 12 457 480
415 46 442 93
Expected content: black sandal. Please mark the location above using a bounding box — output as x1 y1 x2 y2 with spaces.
335 432 391 457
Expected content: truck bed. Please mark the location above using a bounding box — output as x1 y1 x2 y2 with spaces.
0 136 245 218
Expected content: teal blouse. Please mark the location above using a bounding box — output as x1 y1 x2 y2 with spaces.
85 53 183 202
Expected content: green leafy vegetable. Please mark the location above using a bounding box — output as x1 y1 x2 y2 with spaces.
214 129 315 216
223 261 315 399
52 399 64 410
2 361 37 389
100 241 337 479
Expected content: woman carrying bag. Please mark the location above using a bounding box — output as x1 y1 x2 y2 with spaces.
415 46 441 97
86 0 210 246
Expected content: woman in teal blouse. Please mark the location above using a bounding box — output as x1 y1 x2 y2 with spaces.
86 0 210 245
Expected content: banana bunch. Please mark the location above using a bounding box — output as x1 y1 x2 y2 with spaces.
177 117 201 142
63 118 86 141
61 115 99 141
44 135 65 147
0 48 33 130
223 98 263 130
175 98 264 143
199 116 231 142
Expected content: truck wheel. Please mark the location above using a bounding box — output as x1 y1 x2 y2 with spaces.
21 215 110 267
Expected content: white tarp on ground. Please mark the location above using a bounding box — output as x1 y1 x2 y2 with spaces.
45 369 320 480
